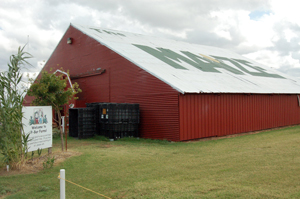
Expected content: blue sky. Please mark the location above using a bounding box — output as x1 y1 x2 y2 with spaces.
249 10 272 21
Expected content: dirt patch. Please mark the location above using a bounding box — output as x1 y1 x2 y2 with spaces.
0 151 81 176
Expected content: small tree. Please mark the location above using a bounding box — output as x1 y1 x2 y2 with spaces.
0 46 32 168
27 70 81 151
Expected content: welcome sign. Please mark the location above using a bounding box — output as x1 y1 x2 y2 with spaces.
22 106 52 152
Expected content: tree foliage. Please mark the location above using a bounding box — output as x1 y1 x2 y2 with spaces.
27 69 81 151
0 46 32 168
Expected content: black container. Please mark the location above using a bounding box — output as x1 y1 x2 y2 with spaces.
86 103 101 135
83 102 140 140
69 108 78 137
69 108 96 139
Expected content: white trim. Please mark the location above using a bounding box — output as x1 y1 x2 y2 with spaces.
54 69 74 91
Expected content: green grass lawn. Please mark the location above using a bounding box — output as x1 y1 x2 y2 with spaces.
1 126 300 199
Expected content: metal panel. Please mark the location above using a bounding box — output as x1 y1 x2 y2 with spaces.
179 93 300 141
108 50 180 141
126 93 179 141
72 24 300 94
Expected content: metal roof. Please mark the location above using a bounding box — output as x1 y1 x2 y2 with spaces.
71 23 300 94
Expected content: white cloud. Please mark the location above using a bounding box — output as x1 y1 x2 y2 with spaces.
0 0 300 79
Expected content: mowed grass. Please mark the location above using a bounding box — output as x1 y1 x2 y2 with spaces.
1 126 300 198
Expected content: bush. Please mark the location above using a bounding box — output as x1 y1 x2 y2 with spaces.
52 127 61 139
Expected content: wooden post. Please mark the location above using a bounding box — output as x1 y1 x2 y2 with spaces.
48 147 52 155
65 131 67 151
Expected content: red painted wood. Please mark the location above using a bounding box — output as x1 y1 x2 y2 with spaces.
179 93 300 141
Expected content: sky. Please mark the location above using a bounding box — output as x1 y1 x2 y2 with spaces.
1 0 300 80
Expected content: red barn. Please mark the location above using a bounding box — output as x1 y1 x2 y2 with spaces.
24 24 300 141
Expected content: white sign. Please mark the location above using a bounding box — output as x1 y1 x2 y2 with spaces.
22 106 52 152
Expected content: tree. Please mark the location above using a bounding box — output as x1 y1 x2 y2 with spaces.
0 46 32 168
27 70 81 151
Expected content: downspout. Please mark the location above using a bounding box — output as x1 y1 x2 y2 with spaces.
54 69 74 92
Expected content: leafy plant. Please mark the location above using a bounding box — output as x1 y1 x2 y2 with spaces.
0 45 32 168
21 132 32 159
52 127 61 139
43 156 55 169
37 148 42 157
31 151 35 161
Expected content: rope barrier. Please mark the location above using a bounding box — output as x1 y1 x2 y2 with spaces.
58 173 112 199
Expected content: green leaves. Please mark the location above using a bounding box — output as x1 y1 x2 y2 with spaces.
0 45 32 168
28 71 79 109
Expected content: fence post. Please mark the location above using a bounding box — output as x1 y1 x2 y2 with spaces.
60 169 65 199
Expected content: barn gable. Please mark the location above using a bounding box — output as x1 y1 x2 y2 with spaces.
25 24 180 141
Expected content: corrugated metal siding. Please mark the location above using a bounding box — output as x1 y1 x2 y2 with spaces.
179 93 300 141
109 49 180 141
72 74 110 105
29 25 180 141
126 93 179 141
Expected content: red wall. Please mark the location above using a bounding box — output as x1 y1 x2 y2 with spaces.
25 25 300 142
179 93 300 140
24 25 180 141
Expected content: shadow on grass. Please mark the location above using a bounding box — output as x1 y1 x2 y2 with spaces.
63 134 173 145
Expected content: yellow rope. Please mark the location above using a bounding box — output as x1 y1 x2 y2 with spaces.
58 173 112 199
